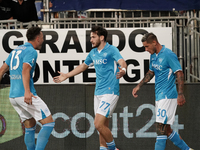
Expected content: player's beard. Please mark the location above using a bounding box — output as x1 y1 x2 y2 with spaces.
92 39 101 48
153 47 157 54
36 44 42 50
36 40 44 50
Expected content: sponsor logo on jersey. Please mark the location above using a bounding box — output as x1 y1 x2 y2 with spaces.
152 63 162 71
93 59 107 65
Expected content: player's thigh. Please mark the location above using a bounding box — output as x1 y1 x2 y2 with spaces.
94 94 119 118
10 97 32 122
94 95 100 115
11 96 52 122
31 96 52 122
155 98 177 125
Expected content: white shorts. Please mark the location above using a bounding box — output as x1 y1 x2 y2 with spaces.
9 96 51 122
155 98 177 125
94 94 119 118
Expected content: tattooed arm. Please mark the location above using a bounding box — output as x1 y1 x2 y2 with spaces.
176 71 186 106
132 70 154 98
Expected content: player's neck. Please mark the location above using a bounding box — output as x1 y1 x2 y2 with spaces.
97 41 106 51
155 44 162 54
28 41 37 50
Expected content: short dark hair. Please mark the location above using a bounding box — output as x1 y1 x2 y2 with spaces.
91 26 108 41
141 32 158 43
26 26 42 41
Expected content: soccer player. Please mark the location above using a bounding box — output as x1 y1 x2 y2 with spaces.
54 26 127 150
0 27 55 150
132 33 193 150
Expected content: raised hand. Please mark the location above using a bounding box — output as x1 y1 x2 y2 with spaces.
53 71 67 83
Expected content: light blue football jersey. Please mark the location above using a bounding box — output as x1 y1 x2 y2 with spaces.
5 42 37 98
84 42 123 96
149 45 182 101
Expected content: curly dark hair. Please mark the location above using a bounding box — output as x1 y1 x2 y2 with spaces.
91 26 108 41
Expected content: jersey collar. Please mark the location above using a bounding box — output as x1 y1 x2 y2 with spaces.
159 45 166 54
152 45 166 60
104 42 110 50
24 42 34 48
95 42 110 52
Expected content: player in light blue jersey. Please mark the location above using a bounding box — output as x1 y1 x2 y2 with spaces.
54 26 127 150
0 27 55 150
132 33 193 150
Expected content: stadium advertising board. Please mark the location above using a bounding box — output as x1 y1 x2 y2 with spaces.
0 28 172 84
1 84 196 150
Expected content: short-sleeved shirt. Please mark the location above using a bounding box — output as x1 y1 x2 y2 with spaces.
5 42 37 98
84 42 123 96
0 0 12 20
149 45 182 101
10 0 38 22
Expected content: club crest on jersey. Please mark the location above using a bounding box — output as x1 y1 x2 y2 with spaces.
103 53 107 57
159 58 163 63
32 58 35 64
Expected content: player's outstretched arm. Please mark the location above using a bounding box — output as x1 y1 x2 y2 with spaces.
132 70 154 98
53 63 89 83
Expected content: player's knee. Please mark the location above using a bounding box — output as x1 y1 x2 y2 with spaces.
156 123 168 135
24 118 36 128
94 121 104 132
94 121 101 130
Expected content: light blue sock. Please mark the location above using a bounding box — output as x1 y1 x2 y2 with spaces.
100 146 108 150
35 122 55 150
168 130 190 150
106 140 116 150
24 125 36 150
155 135 167 150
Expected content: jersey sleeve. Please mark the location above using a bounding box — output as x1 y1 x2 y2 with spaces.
84 52 93 66
149 55 153 71
23 50 38 67
5 52 12 66
167 51 182 73
112 46 123 62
